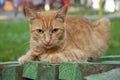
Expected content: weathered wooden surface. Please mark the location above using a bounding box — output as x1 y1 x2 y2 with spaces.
38 63 57 80
0 55 120 80
59 63 82 80
23 62 38 79
85 68 120 80
99 55 120 61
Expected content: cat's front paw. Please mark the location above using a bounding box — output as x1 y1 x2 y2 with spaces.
51 56 62 63
50 54 68 63
18 55 28 64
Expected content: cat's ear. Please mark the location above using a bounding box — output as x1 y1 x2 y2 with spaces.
56 5 68 22
25 7 37 21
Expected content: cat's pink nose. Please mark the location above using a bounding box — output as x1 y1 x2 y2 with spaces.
45 41 51 46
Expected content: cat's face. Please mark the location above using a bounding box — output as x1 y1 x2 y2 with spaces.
25 6 68 49
30 16 66 49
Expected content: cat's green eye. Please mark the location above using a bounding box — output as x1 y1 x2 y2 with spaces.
52 28 59 33
37 29 44 34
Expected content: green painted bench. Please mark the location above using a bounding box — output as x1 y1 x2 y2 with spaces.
0 55 120 80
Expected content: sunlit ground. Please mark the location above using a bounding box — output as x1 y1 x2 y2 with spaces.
0 15 9 20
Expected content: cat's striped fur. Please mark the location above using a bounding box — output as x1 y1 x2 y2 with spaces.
18 6 110 64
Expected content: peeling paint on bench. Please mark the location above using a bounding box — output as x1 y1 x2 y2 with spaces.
0 55 120 80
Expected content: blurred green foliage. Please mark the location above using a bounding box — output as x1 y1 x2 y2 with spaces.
0 20 30 61
105 18 120 55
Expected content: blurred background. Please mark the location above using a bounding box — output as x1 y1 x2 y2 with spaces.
0 0 120 62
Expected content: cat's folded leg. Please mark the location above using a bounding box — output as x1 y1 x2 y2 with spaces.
57 49 89 63
40 49 89 63
40 53 68 63
50 53 68 63
50 51 88 63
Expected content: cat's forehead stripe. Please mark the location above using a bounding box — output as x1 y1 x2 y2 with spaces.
37 11 57 29
41 18 53 30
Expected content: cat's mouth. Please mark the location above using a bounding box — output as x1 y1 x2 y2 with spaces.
43 43 54 49
45 44 52 47
44 45 54 49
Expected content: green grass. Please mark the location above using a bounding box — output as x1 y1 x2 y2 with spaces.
105 18 120 55
0 18 120 62
0 20 30 62
67 9 120 16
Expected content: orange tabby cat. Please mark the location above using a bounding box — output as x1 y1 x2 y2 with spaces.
18 6 110 64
